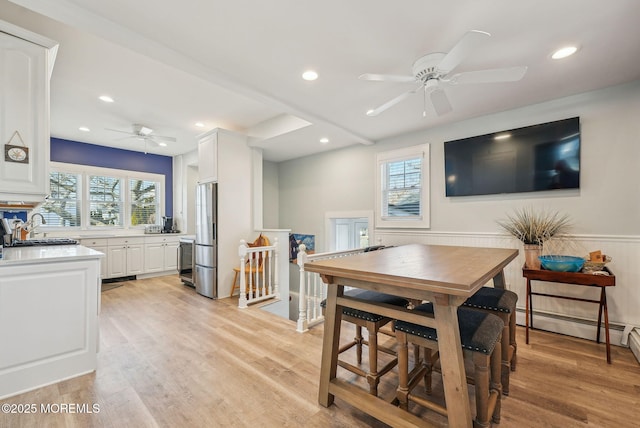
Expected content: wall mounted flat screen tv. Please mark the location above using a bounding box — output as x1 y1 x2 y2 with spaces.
444 117 580 197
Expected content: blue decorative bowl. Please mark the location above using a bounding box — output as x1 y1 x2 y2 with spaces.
538 255 585 272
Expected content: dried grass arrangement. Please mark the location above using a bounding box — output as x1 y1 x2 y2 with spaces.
497 207 572 245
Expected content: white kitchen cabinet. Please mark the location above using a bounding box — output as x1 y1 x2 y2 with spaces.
197 130 218 183
107 237 144 278
0 21 58 203
80 238 108 279
144 235 179 273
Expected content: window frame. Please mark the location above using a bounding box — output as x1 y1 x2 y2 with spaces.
38 162 165 231
375 144 430 229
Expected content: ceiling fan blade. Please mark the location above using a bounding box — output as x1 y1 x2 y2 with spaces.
359 73 415 83
105 127 135 135
436 30 491 74
429 87 453 116
366 87 420 116
448 66 528 85
151 134 177 142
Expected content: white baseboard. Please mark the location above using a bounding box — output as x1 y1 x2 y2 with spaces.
515 309 625 348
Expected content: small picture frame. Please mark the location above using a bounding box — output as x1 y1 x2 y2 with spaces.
4 144 29 164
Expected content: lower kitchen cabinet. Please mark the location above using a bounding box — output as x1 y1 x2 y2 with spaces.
80 235 180 280
144 235 180 273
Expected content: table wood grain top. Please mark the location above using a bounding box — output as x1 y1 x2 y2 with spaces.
305 244 519 297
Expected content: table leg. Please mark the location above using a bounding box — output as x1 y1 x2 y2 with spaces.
525 278 531 344
433 294 473 428
596 288 604 344
602 289 611 364
493 270 506 290
318 282 343 407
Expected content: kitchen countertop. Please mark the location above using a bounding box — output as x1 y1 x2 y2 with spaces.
0 245 104 266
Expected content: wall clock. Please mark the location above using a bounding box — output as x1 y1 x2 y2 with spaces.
4 144 29 164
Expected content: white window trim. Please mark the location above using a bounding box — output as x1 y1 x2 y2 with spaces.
375 144 430 229
41 162 165 231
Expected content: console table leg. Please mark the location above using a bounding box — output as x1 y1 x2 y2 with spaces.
525 279 531 344
602 289 611 364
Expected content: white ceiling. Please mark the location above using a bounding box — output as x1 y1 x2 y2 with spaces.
3 0 640 162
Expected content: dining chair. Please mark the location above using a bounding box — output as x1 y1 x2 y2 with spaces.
321 289 409 396
462 286 518 395
395 303 503 428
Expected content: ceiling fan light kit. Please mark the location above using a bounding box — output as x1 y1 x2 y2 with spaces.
361 30 528 117
105 123 176 153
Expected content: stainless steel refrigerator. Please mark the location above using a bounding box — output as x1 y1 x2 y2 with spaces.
195 182 217 298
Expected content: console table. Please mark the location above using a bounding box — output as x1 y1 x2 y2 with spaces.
522 266 615 363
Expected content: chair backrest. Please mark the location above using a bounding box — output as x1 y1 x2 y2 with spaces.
247 234 270 267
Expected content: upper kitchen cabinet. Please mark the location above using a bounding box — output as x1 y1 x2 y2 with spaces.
0 20 58 203
197 130 218 183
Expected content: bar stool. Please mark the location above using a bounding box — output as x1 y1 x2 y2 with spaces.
395 303 503 428
321 289 409 396
462 287 518 395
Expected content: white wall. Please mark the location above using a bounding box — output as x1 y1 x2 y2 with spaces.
263 160 279 229
280 81 640 242
277 81 640 338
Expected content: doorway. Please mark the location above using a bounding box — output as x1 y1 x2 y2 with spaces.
325 211 374 252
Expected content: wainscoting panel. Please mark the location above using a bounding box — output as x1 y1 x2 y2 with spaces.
376 231 640 346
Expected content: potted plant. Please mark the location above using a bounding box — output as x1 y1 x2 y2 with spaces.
497 207 572 268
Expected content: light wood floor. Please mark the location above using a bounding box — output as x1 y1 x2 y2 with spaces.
2 275 639 427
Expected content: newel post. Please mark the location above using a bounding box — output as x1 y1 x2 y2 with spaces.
296 244 308 333
272 237 280 299
238 239 248 309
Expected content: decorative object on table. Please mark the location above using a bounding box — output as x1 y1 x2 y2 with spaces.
583 250 612 273
497 206 572 269
538 255 585 272
4 131 29 164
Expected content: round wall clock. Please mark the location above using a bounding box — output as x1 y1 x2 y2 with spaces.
4 144 29 164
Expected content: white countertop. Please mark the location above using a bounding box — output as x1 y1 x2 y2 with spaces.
0 245 104 266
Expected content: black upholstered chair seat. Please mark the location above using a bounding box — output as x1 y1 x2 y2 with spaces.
463 287 517 314
395 303 503 355
321 289 409 321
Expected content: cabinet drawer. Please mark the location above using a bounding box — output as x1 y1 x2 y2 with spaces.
144 235 180 245
107 237 145 246
80 238 109 247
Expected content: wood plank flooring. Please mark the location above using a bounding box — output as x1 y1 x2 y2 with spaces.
1 275 639 427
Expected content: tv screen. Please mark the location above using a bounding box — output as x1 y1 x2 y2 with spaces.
444 117 580 197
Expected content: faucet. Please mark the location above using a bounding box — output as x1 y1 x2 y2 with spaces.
27 213 47 239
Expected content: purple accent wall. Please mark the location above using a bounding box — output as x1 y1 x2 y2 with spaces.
50 138 173 216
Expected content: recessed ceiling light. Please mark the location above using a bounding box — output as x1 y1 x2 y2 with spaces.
319 137 329 144
158 142 168 147
195 122 205 128
78 126 90 132
99 95 114 103
302 70 318 81
552 46 578 60
366 109 375 116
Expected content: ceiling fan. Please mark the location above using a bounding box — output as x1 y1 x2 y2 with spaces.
359 30 528 117
106 124 176 153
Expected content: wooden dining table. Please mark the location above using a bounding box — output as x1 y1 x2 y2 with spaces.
304 244 519 428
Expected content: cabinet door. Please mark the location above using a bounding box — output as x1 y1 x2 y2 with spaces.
107 246 127 278
92 246 108 279
197 131 217 183
0 31 50 201
163 241 179 271
126 244 145 275
144 243 165 273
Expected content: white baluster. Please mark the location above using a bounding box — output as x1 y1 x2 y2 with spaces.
272 238 280 299
296 244 308 333
238 240 248 309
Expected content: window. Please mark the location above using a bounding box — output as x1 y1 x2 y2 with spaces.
37 163 164 230
40 171 82 227
129 178 159 226
375 144 430 229
89 175 122 226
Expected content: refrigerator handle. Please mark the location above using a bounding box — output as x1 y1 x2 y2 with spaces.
212 223 216 240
